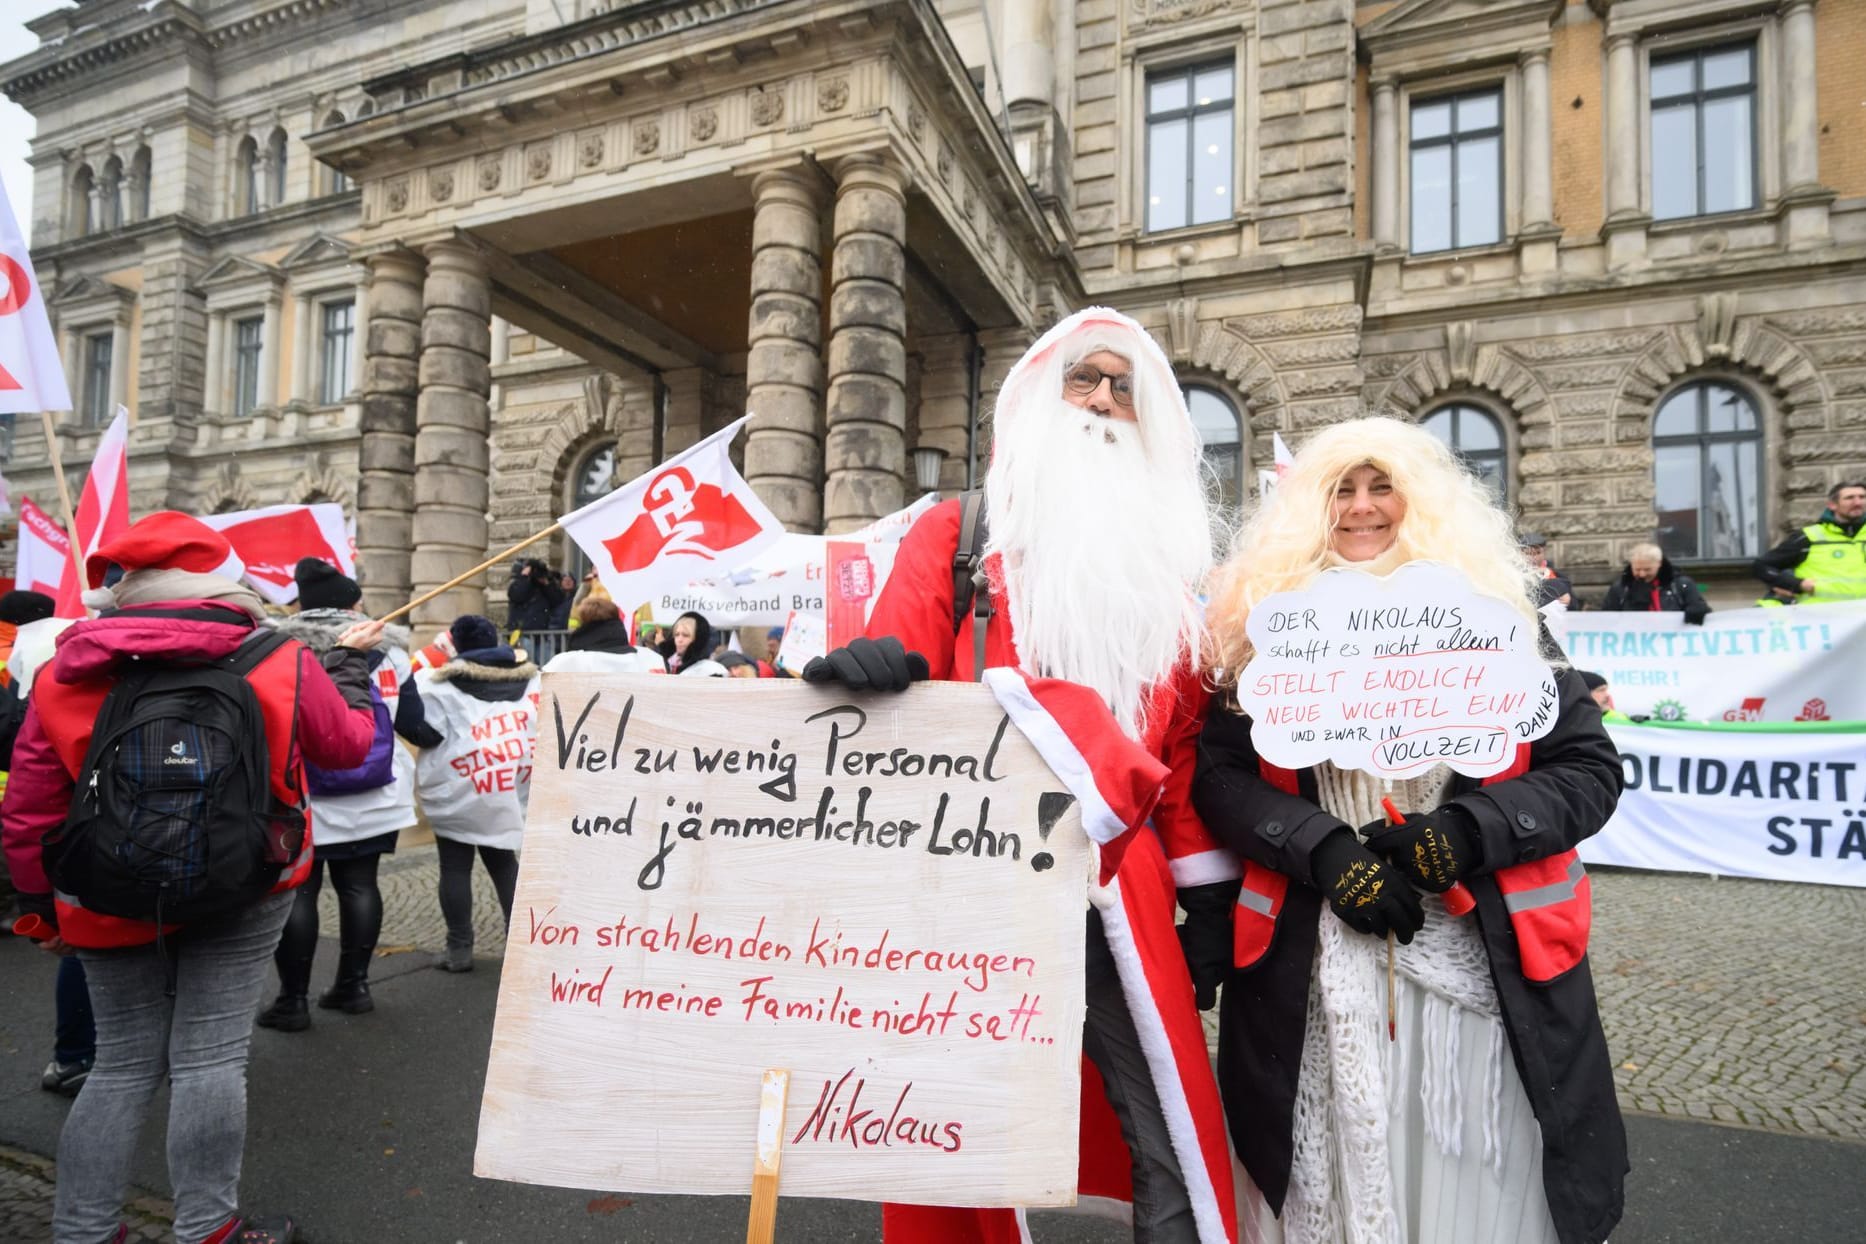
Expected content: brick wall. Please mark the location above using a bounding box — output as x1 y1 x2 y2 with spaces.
1816 0 1866 199
1548 2 1604 239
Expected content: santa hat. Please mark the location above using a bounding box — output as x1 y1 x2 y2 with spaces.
294 556 361 610
86 511 234 590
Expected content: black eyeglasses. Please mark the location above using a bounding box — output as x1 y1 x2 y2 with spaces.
1063 363 1135 408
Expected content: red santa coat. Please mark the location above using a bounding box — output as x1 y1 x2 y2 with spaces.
868 498 1239 1244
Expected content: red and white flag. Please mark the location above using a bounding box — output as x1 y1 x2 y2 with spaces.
15 497 70 598
0 177 71 414
200 502 353 605
560 416 783 611
54 406 131 617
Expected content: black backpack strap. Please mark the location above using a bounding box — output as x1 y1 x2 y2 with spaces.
951 490 990 682
227 627 293 677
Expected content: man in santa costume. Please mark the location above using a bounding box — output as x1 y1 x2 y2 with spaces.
803 307 1239 1244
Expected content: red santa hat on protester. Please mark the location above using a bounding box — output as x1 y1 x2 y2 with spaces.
82 511 247 610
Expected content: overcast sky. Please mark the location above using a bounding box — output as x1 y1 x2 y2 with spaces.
1 5 72 246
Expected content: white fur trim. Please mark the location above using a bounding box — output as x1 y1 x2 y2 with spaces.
82 586 116 610
983 667 1130 845
1169 848 1242 887
1097 875 1231 1244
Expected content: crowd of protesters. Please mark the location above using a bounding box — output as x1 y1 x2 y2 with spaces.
0 364 1853 1244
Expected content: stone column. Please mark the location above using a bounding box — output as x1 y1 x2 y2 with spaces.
356 250 425 617
410 238 493 629
1001 0 1054 110
290 293 314 403
1371 77 1399 250
1781 1 1820 193
744 166 826 531
1519 48 1554 229
972 326 1034 471
662 366 706 458
1603 33 1640 219
201 314 225 416
914 333 972 495
258 290 282 412
824 155 909 533
108 319 130 413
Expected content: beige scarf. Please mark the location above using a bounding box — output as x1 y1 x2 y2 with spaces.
84 567 269 623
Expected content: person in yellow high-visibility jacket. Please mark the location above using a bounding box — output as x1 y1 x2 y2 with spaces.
1753 480 1866 603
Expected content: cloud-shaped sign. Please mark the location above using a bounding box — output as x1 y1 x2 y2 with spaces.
1235 561 1560 779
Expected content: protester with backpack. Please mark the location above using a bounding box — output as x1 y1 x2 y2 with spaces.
414 615 540 972
0 512 381 1244
254 559 444 1033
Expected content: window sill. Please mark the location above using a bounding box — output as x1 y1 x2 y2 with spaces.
1647 206 1773 234
1398 239 1516 265
1126 216 1248 246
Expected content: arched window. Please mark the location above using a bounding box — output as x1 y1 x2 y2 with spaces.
1652 380 1763 561
322 113 351 193
266 128 289 206
130 146 152 221
1183 384 1244 514
566 442 619 578
98 156 123 230
69 164 94 235
1421 402 1507 502
236 136 259 215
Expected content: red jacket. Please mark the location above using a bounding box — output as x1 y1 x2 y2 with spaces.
2 602 378 948
869 499 1240 1244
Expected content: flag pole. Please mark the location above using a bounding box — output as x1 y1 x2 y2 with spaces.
37 409 85 601
375 522 563 626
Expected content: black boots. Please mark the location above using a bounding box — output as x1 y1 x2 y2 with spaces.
256 995 311 1032
316 949 375 1014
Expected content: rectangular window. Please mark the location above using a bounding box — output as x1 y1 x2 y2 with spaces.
1409 87 1503 253
232 316 263 417
1145 62 1234 233
1650 43 1756 221
319 299 355 405
82 331 113 427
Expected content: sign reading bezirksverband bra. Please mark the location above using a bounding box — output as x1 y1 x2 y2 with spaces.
475 676 1090 1207
1237 561 1560 779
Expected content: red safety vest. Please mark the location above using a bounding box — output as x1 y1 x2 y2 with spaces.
1232 744 1590 983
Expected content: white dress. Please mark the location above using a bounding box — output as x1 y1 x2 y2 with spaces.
1241 763 1563 1244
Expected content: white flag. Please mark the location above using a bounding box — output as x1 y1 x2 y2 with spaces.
559 416 785 611
15 497 70 597
0 177 71 413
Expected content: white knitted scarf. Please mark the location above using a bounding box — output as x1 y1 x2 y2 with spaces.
1279 763 1506 1244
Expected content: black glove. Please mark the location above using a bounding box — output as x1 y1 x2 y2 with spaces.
1176 882 1237 1011
801 636 930 692
1362 805 1480 894
1310 828 1424 944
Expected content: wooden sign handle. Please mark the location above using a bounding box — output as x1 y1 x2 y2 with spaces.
745 1068 790 1244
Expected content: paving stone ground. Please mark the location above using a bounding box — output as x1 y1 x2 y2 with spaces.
6 856 1862 1238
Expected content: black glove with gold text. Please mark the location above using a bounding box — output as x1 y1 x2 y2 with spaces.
1310 828 1425 943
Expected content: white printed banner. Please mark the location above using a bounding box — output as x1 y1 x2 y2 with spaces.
477 677 1090 1206
15 497 70 597
1581 723 1866 887
1551 602 1866 723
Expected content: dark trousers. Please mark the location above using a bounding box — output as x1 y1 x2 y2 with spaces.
1084 909 1199 1243
273 855 385 996
435 839 518 950
54 955 96 1067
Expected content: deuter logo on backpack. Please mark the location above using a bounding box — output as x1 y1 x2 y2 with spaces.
163 738 197 767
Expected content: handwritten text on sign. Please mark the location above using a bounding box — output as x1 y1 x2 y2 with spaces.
1238 562 1559 778
475 677 1090 1207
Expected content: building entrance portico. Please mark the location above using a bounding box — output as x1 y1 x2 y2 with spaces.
308 0 1070 626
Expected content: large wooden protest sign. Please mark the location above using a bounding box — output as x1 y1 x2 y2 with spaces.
476 676 1091 1207
1237 561 1560 778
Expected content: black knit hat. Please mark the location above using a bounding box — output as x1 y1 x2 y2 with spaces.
294 557 361 611
1578 670 1609 691
450 614 501 654
0 589 55 625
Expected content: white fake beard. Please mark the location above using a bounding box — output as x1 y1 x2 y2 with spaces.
986 400 1212 739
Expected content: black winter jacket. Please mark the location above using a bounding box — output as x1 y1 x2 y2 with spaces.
1193 665 1628 1244
1599 557 1711 623
506 567 564 633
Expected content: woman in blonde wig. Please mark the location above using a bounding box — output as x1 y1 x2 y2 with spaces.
1193 417 1627 1244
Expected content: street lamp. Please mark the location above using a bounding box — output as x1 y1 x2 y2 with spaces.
912 444 947 493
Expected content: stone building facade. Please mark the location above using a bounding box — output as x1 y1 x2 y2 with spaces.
5 0 1863 625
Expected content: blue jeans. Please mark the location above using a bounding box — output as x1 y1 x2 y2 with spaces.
53 892 293 1244
54 956 96 1067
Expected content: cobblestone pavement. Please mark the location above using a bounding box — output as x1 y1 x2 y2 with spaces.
7 859 1861 1239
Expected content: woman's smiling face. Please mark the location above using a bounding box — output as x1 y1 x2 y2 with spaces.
1329 465 1405 562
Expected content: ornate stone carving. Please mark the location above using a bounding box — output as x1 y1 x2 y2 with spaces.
633 121 661 157
429 169 453 203
1502 331 1661 361
935 143 953 184
477 156 501 192
1229 306 1363 339
201 460 259 514
527 145 552 181
690 107 717 143
750 88 784 126
1696 292 1739 359
1446 321 1476 383
1165 297 1199 364
292 450 354 507
906 102 926 143
817 76 849 113
962 184 977 221
1131 0 1235 28
385 178 409 213
1540 362 1629 390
